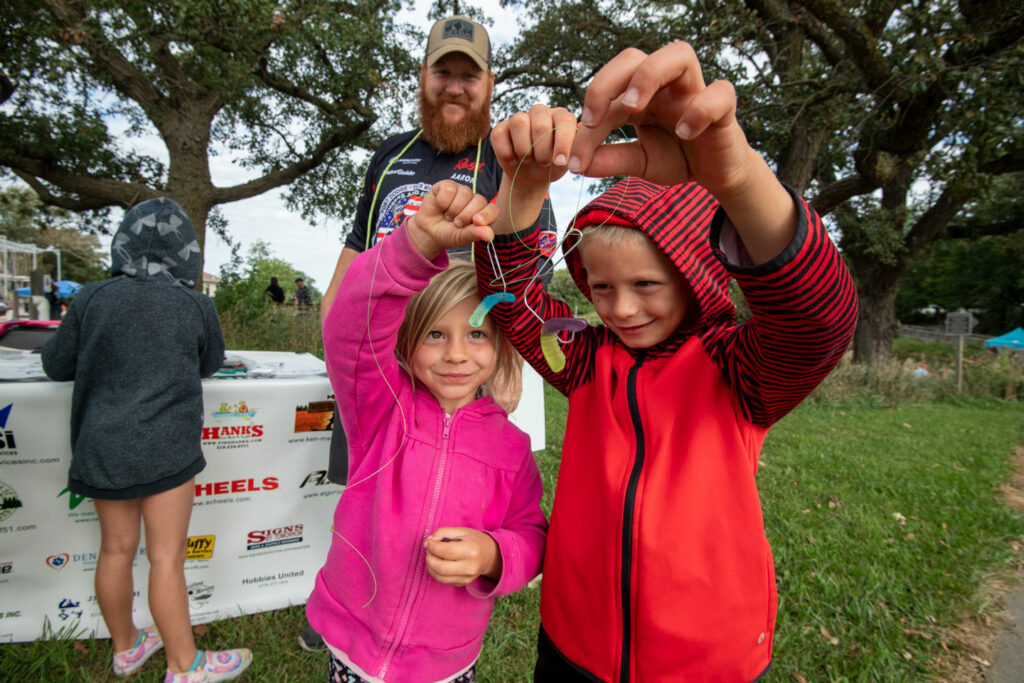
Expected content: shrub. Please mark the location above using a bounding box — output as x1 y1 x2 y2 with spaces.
218 302 323 358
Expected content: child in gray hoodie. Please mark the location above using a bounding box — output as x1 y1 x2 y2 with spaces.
42 197 251 682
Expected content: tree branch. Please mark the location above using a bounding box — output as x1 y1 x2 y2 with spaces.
209 119 374 204
40 0 165 113
255 57 374 120
11 168 155 211
791 0 906 101
904 182 972 257
810 174 877 215
0 66 14 105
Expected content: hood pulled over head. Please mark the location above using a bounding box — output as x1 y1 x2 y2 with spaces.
111 197 201 287
563 178 736 331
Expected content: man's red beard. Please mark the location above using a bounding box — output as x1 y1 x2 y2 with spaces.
418 80 492 154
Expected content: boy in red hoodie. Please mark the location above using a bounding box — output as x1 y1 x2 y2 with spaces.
474 43 858 681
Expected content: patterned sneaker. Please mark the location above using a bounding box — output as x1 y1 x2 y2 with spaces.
113 626 164 677
164 649 253 683
297 624 326 652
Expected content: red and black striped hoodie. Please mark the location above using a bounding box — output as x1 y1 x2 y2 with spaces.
476 179 857 682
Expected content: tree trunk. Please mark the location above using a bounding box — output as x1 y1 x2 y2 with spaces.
850 264 903 364
161 104 217 288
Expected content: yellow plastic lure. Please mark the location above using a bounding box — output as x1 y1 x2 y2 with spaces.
540 317 588 373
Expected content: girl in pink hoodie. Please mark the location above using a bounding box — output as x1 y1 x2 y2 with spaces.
307 181 547 682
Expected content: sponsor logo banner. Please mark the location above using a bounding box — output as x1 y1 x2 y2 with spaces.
204 400 264 450
187 535 215 560
240 569 306 589
187 580 215 608
294 399 335 434
46 553 69 571
0 481 22 524
56 598 82 622
246 524 303 551
195 477 278 505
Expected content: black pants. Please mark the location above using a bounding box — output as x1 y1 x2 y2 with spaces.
534 626 602 682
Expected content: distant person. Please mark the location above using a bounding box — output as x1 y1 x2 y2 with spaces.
264 276 285 304
40 198 252 682
293 277 312 308
47 281 62 319
306 180 546 683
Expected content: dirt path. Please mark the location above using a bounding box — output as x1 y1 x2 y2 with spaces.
935 448 1024 682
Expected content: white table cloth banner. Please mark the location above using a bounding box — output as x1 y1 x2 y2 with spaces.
0 351 544 642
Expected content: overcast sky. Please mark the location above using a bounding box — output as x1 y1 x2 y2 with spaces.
105 0 596 292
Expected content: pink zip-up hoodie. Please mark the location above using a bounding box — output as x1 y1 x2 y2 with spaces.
307 223 548 682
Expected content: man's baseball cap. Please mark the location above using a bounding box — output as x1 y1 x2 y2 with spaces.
425 15 491 71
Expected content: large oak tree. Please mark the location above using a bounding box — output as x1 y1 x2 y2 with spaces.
0 0 420 260
497 0 1024 361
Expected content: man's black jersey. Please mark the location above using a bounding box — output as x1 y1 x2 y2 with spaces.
346 129 558 269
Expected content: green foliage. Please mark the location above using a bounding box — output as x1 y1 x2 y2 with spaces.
810 341 1024 406
214 240 320 313
0 0 420 249
546 268 592 317
760 401 1024 681
897 231 1024 334
218 303 324 359
729 280 751 324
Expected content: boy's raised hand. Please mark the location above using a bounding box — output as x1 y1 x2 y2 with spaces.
490 104 577 235
407 180 498 260
570 42 757 196
491 104 578 188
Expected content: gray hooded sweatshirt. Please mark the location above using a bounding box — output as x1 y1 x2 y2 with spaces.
42 198 225 499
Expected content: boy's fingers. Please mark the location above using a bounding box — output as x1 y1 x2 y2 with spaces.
673 79 738 140
507 112 536 165
490 119 516 167
572 42 706 174
569 103 630 175
626 41 705 111
582 139 648 179
528 106 555 166
577 46 648 129
550 111 578 167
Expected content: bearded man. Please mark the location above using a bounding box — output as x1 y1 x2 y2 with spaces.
321 15 556 316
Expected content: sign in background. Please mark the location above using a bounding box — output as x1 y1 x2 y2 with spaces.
0 352 544 642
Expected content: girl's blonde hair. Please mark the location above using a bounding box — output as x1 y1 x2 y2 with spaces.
396 259 520 400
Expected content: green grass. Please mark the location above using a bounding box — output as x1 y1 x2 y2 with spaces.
893 336 988 364
761 399 1024 680
5 377 1023 681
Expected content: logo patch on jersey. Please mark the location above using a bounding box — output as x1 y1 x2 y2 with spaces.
376 182 432 244
538 230 558 258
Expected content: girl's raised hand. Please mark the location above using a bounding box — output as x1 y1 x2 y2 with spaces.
569 41 756 196
424 527 502 587
407 180 499 259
